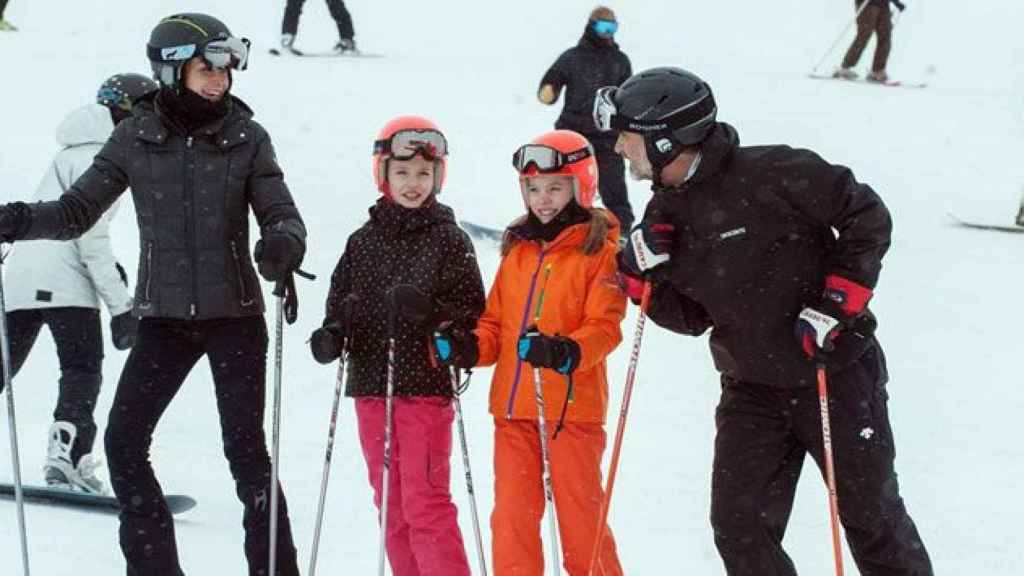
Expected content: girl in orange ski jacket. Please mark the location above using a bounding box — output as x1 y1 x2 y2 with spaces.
436 130 628 575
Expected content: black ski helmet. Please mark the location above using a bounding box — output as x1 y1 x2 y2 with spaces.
146 13 247 88
594 67 717 173
97 73 158 112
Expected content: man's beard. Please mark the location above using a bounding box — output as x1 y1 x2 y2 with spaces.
627 158 654 181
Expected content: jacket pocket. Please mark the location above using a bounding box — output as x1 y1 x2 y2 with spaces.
230 240 255 307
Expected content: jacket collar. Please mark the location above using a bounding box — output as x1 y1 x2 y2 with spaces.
654 122 740 195
131 92 254 149
369 196 455 236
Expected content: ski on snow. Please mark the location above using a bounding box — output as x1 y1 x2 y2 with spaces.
459 220 504 244
0 483 197 515
807 73 928 89
268 47 384 59
946 212 1024 234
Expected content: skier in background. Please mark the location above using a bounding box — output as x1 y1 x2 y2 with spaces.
596 66 933 575
538 6 634 233
0 13 306 575
0 0 16 31
834 0 907 83
1 72 152 495
280 0 357 54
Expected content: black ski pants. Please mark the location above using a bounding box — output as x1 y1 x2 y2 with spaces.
0 0 8 19
710 345 933 576
282 0 354 40
3 307 103 465
104 316 299 576
592 135 634 234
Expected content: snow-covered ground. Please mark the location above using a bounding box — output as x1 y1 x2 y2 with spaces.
1 0 1022 573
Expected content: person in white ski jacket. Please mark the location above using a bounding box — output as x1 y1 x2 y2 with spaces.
1 73 156 493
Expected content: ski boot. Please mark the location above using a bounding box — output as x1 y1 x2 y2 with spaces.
44 421 107 494
832 67 857 80
1016 205 1024 227
0 19 17 32
279 33 302 56
866 69 890 83
334 38 357 55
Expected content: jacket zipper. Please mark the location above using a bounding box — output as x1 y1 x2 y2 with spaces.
185 136 198 317
141 241 154 306
230 240 254 306
505 249 547 419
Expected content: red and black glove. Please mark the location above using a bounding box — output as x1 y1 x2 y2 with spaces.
618 221 674 278
794 275 873 360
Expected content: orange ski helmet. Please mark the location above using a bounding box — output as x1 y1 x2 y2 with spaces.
512 130 598 208
372 115 448 197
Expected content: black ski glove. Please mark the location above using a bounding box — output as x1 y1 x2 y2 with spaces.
517 327 581 374
255 232 305 283
891 0 906 12
310 294 359 364
387 284 453 329
0 202 31 242
618 221 674 277
795 275 874 360
110 311 139 350
433 326 479 369
310 322 347 364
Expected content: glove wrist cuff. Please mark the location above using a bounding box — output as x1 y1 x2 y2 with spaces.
825 274 873 316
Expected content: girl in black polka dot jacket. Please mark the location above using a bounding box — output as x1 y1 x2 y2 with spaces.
309 115 485 574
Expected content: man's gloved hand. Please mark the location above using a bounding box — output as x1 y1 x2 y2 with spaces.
618 221 674 277
892 0 907 12
433 326 479 369
387 284 452 328
0 202 31 243
254 232 305 283
110 311 139 350
517 327 581 374
615 271 648 306
795 275 873 360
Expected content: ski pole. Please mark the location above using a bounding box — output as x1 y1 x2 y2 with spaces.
0 247 30 576
268 279 287 576
308 346 348 576
587 284 651 576
378 315 397 576
450 368 488 576
528 263 562 575
811 0 874 74
817 363 845 576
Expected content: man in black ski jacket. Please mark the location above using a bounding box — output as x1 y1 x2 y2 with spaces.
594 67 933 575
0 13 305 576
539 6 634 232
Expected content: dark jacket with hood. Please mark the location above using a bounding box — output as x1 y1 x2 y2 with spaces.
540 25 632 137
642 122 892 388
18 89 306 320
326 198 486 398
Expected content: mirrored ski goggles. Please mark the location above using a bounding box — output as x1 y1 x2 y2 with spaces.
512 144 592 174
149 36 251 71
592 85 716 134
592 19 618 37
374 129 449 160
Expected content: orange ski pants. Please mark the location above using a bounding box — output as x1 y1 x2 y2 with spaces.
491 418 623 576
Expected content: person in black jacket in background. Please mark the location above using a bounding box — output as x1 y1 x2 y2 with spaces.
594 67 933 576
0 13 304 576
538 6 634 233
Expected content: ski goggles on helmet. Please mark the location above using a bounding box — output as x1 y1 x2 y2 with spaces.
592 85 716 134
592 19 618 37
149 35 251 71
512 144 593 174
374 129 449 160
97 87 134 112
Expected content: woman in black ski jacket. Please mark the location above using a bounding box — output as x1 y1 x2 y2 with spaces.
0 13 305 576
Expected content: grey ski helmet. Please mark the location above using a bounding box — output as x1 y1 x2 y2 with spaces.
97 73 158 112
593 67 717 172
146 13 249 88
